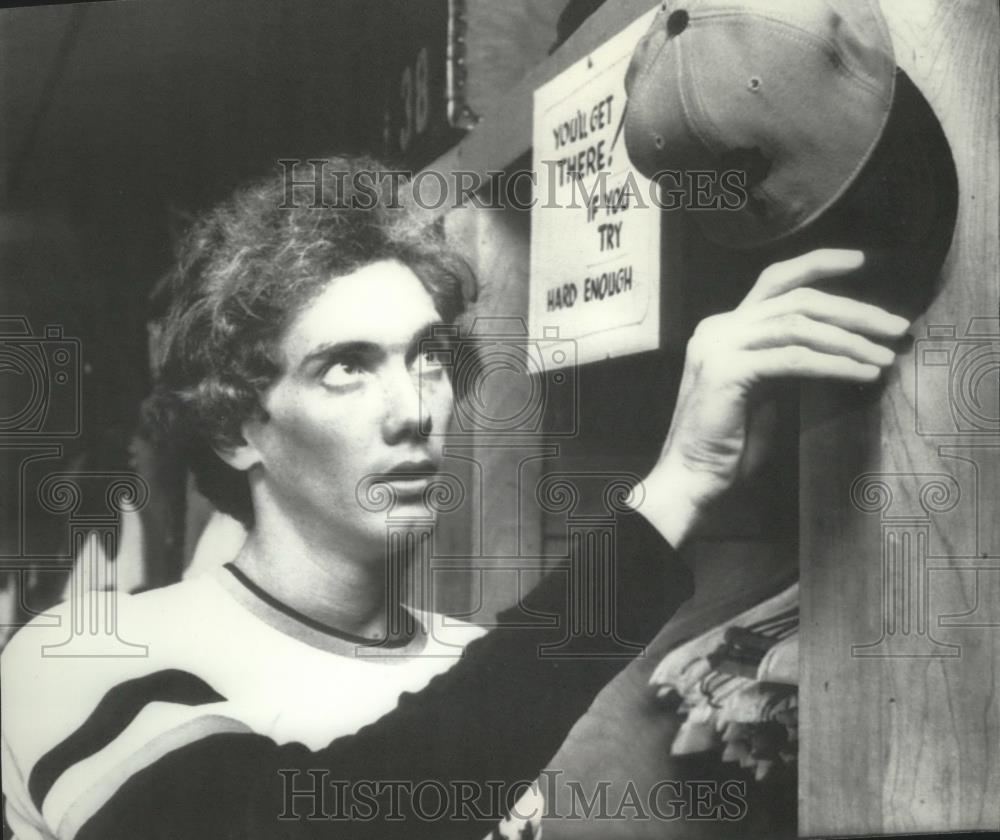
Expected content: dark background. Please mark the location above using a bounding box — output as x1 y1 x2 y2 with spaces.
0 0 451 447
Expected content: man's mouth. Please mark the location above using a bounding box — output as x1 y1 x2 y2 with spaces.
381 460 439 497
385 459 438 476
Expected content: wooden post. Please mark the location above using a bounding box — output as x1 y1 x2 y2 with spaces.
799 0 1000 833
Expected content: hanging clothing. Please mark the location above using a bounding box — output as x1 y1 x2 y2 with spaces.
649 583 799 781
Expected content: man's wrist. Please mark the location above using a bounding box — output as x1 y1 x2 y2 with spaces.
627 468 704 550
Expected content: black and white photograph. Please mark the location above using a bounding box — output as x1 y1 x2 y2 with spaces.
0 0 997 838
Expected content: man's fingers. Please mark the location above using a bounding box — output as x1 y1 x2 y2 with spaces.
737 346 883 383
738 316 896 368
751 288 910 338
742 249 866 305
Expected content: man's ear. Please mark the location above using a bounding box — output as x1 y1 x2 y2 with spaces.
213 422 264 472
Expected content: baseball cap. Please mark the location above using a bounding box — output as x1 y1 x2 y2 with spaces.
623 0 897 249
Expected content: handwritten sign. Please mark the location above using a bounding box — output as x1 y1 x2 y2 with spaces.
529 8 660 370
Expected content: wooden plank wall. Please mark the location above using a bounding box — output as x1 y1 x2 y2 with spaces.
463 0 564 119
799 0 1000 834
436 201 551 621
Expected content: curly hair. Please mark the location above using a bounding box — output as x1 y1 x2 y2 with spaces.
144 156 472 526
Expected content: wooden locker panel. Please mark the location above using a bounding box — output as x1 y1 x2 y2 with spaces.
799 0 1000 834
437 200 553 622
462 0 566 119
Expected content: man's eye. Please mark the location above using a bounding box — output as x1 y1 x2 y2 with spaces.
321 361 368 387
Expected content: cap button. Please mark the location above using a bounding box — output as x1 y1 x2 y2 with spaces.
666 10 689 36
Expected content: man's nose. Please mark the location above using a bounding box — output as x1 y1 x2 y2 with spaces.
381 363 432 441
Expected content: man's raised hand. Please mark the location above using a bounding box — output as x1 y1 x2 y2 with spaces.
632 249 910 548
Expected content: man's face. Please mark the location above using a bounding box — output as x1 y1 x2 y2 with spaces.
238 259 454 549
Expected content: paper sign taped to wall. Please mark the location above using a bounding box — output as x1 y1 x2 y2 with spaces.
529 8 660 370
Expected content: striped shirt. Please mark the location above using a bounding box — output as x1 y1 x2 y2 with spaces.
2 512 690 839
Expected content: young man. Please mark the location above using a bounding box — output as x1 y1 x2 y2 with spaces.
1 155 907 840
